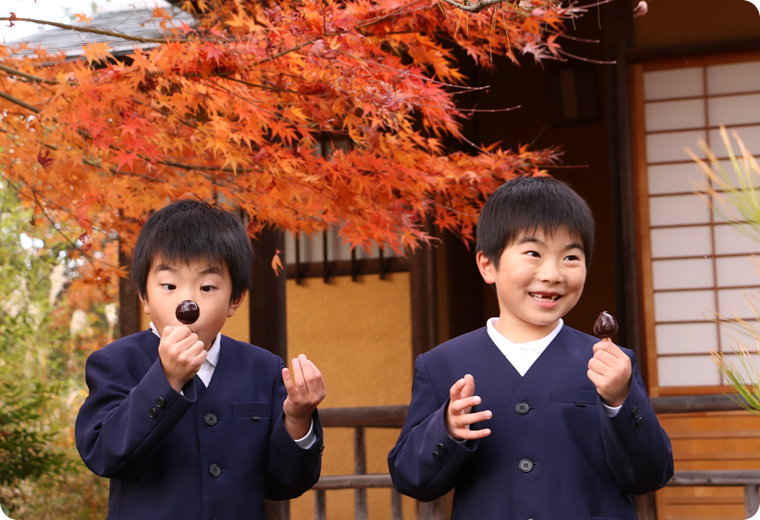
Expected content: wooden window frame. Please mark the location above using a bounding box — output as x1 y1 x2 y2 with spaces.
631 49 760 397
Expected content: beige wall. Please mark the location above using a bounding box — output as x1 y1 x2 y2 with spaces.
633 0 760 50
286 273 415 520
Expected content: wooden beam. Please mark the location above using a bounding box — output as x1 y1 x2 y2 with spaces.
319 405 408 428
312 474 394 490
651 394 749 414
408 240 438 361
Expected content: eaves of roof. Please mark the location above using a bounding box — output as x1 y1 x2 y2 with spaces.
9 4 195 60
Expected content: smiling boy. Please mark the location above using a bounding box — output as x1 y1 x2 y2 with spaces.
388 176 673 519
76 200 325 520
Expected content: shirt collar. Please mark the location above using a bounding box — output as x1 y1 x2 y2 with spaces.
149 322 222 368
486 317 563 355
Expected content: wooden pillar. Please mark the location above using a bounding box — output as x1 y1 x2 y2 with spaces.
408 240 438 361
118 243 142 338
249 226 288 360
250 226 289 520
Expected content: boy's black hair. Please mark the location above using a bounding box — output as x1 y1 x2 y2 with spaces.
476 176 595 268
131 200 253 302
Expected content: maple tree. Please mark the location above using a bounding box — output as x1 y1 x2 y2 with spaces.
0 0 602 287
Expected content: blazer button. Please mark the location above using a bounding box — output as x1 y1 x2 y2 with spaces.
515 402 530 415
432 451 441 462
437 443 447 454
148 408 157 419
204 413 218 426
156 397 166 408
209 464 221 478
318 445 325 459
636 416 644 429
631 406 639 418
518 458 534 473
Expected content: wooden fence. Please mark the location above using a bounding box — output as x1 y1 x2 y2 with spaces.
265 395 759 520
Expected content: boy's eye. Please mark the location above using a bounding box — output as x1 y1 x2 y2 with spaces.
525 251 540 258
565 254 582 262
201 285 216 292
161 283 176 291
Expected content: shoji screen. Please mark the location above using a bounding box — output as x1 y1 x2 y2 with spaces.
632 53 760 394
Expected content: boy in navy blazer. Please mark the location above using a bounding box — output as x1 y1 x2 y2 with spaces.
388 177 673 519
76 200 326 520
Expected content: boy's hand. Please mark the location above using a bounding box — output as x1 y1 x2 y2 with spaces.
445 374 492 442
587 339 632 407
158 325 206 392
282 354 326 440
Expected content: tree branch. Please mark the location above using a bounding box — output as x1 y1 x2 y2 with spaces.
0 64 59 85
0 17 187 44
0 90 41 113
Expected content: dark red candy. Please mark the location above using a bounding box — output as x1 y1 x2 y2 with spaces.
593 311 618 338
176 300 199 325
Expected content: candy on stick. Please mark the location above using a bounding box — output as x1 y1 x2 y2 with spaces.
593 311 618 339
176 300 200 325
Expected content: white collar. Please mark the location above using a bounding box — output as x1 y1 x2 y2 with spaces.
149 322 222 368
486 318 563 354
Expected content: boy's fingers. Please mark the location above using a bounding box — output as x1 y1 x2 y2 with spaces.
449 395 481 414
461 374 475 399
282 367 298 395
449 378 465 401
309 361 326 395
457 427 492 440
291 357 306 393
455 410 492 426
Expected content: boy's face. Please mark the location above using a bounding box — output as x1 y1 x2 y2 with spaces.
476 227 587 342
140 257 245 350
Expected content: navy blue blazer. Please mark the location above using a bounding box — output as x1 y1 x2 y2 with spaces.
388 326 673 520
76 330 323 520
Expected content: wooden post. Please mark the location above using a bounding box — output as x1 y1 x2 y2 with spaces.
354 426 368 520
391 489 403 520
250 226 289 520
417 497 445 520
408 239 438 361
118 244 141 338
314 489 327 520
745 485 760 518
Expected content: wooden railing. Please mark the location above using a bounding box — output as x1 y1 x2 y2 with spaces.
312 405 444 520
267 395 758 520
668 471 760 518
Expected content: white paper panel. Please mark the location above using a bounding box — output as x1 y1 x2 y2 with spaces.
709 94 760 127
651 226 713 258
654 290 716 322
717 288 760 320
721 321 760 352
657 355 721 386
714 223 760 255
656 323 719 354
716 255 760 287
649 194 711 226
646 131 706 163
648 163 706 195
326 227 352 262
708 125 760 157
710 159 760 190
652 258 714 290
707 61 760 95
644 68 704 101
645 99 705 132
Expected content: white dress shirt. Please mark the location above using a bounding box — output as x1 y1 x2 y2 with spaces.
486 318 621 417
149 322 316 446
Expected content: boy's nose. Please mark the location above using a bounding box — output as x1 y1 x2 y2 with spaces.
538 262 563 283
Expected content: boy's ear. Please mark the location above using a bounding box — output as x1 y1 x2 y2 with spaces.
227 290 247 318
139 294 151 315
476 251 497 284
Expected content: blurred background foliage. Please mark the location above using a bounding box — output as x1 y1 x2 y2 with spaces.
0 177 113 519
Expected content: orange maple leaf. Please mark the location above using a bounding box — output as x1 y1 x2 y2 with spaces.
74 12 92 24
81 42 112 64
271 249 284 276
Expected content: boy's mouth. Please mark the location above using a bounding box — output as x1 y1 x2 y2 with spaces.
530 292 561 302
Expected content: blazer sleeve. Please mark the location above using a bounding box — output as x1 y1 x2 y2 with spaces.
265 356 324 500
75 349 196 479
598 352 674 494
388 354 479 501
